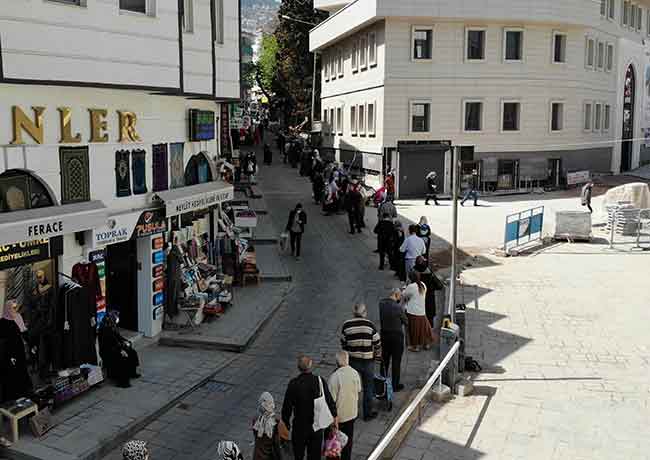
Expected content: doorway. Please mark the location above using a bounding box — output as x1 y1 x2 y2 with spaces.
621 65 635 172
548 158 562 188
105 240 138 331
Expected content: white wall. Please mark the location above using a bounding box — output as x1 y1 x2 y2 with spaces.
214 0 242 98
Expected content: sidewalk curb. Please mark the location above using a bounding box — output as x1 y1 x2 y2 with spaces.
159 283 291 353
2 354 240 460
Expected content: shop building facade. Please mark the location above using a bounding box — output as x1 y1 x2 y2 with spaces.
311 0 650 197
0 0 240 345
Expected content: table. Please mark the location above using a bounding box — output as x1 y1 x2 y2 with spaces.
0 399 39 443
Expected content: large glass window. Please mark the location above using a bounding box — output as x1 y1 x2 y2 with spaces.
0 171 54 212
502 102 520 131
412 27 433 60
551 102 564 132
466 29 485 61
584 103 593 131
350 106 357 135
464 101 483 131
504 29 523 61
120 0 146 14
553 32 566 63
411 102 430 132
358 105 366 135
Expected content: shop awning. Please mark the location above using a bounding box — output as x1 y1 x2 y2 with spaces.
0 200 109 246
153 181 234 217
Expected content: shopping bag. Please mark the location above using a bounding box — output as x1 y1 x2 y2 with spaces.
336 429 349 448
313 377 334 431
323 428 343 458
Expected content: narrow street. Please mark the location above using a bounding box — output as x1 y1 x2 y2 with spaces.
102 146 430 460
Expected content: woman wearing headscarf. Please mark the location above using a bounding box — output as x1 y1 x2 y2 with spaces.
0 299 32 403
122 440 149 460
252 392 282 460
402 271 434 352
216 441 244 460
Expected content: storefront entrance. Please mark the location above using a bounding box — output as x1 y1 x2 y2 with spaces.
105 240 138 331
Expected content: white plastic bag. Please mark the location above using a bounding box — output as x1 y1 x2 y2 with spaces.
313 377 334 431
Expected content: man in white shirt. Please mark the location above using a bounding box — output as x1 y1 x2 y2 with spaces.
399 225 427 277
328 351 361 460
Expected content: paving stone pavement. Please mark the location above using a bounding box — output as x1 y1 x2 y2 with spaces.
101 146 434 460
396 242 650 460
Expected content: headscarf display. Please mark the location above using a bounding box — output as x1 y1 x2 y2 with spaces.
2 299 26 332
253 391 277 439
216 441 244 460
122 440 149 460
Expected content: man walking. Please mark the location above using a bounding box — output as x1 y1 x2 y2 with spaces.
379 288 407 392
341 303 382 421
286 203 307 260
399 225 427 276
461 169 480 206
282 355 338 460
581 181 594 213
328 351 361 460
425 171 440 206
345 180 364 234
374 213 395 270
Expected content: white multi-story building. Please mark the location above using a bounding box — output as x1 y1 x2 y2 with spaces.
0 0 240 337
310 0 650 197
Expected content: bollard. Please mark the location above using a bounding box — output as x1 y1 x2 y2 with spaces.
440 322 460 393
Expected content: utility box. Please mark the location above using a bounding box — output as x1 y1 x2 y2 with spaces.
440 323 459 392
455 307 467 373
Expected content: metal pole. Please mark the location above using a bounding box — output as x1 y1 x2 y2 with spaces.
310 52 318 127
448 146 459 323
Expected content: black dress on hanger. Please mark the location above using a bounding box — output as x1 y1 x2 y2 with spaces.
0 318 33 403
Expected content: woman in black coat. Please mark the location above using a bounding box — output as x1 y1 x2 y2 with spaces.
286 204 307 259
98 314 140 388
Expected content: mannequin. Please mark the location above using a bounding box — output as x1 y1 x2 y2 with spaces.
165 238 183 318
0 299 32 403
29 270 56 377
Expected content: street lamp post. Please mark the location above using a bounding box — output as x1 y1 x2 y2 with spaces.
448 145 460 323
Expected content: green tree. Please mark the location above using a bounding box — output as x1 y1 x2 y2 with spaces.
256 34 279 98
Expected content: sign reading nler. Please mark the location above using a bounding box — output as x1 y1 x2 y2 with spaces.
10 106 141 145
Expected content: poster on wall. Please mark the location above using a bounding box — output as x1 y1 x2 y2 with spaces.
88 249 107 326
221 105 231 157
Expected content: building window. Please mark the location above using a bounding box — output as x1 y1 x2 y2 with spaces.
336 107 343 134
359 35 368 69
120 0 147 14
338 49 344 77
629 2 635 27
367 102 376 136
609 0 616 19
647 10 650 35
350 106 357 135
551 102 564 132
501 101 520 132
604 104 611 131
214 0 224 44
553 32 567 63
504 29 524 62
330 108 335 136
463 101 483 132
606 43 614 71
324 53 330 81
585 37 595 68
412 26 433 60
323 109 328 133
358 105 366 136
352 40 359 72
60 147 90 204
584 102 593 131
597 41 605 70
637 5 643 30
465 28 486 61
47 0 86 6
594 103 602 131
410 101 431 133
182 0 194 32
368 31 377 66
0 171 54 212
601 0 607 16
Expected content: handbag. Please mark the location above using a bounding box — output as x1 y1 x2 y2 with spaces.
323 428 343 458
278 419 290 441
313 377 334 431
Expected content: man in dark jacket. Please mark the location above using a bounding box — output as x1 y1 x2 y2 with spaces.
425 171 440 205
461 169 480 206
581 181 594 213
286 203 307 260
345 181 364 234
374 213 395 270
379 288 407 392
282 355 338 460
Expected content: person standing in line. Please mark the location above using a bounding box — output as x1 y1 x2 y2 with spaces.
252 392 281 460
424 171 440 206
417 216 432 258
392 221 406 280
286 204 307 260
581 181 594 213
345 180 364 234
341 303 382 421
379 288 407 392
374 212 395 270
403 271 434 352
328 351 361 460
399 225 427 278
385 171 396 202
461 169 480 206
282 356 338 460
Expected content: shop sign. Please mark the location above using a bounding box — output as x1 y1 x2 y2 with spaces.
567 170 590 186
152 236 165 250
170 189 234 215
134 210 167 238
153 278 164 292
0 239 56 270
153 292 165 307
152 250 164 265
152 265 164 278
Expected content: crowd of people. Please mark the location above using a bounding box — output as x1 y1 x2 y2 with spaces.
118 136 445 460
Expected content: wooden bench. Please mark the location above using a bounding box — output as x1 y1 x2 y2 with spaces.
0 399 39 443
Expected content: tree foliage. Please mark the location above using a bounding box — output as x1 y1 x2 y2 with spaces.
256 34 279 97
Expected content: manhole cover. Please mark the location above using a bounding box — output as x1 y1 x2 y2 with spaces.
202 380 234 394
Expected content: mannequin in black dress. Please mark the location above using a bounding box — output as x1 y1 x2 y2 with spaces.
0 299 33 403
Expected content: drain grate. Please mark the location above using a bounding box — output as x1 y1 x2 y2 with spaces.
202 380 234 394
